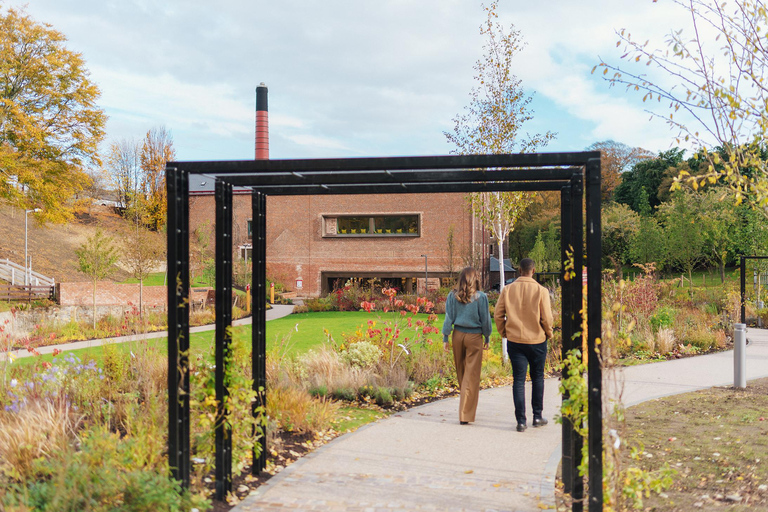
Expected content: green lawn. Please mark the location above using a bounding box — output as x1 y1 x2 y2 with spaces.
13 310 446 366
120 272 215 288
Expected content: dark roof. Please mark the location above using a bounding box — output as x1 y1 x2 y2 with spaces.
490 256 515 272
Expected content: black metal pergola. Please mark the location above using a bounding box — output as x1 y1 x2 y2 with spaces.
165 152 604 511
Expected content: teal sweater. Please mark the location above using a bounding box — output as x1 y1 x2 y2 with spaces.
442 291 492 344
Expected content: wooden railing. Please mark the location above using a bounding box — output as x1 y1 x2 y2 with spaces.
0 284 55 301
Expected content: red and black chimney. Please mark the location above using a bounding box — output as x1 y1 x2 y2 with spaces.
255 83 269 159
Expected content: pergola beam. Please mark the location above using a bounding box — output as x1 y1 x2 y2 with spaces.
169 152 600 174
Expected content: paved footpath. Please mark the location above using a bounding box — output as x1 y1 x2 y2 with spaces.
235 328 768 512
1 304 295 360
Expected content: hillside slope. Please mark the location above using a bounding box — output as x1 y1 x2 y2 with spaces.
0 202 165 283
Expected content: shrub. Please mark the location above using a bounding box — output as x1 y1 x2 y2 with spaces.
2 426 204 512
330 387 356 401
685 328 717 351
650 307 675 332
372 386 393 406
292 305 309 314
304 297 334 312
340 341 381 370
308 385 327 398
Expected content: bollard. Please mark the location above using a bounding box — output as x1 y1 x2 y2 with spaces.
734 323 747 389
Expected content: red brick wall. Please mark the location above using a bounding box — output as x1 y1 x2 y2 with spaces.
189 192 488 297
59 281 167 307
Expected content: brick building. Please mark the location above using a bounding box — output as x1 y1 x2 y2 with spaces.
188 181 488 297
186 84 489 297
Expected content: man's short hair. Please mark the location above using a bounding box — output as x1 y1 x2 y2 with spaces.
519 258 535 274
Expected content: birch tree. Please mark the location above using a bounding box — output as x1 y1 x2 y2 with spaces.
596 0 768 214
445 0 555 289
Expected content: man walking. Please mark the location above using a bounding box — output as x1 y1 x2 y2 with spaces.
494 258 553 432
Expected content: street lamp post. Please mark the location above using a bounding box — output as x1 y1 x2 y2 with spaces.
24 208 41 286
420 254 428 294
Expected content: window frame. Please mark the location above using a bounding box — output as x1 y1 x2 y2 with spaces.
322 213 421 238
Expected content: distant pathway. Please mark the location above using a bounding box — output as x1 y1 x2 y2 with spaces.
0 304 295 361
234 328 768 512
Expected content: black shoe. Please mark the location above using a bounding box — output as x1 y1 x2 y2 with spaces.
533 417 548 428
516 423 527 432
460 421 469 425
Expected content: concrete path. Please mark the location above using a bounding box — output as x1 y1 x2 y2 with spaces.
1 304 295 361
234 328 768 512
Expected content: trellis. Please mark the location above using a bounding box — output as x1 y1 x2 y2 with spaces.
165 152 604 511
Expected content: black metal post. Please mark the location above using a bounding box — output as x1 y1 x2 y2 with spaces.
166 166 190 488
585 158 603 512
252 190 268 474
215 180 234 500
560 183 574 496
571 173 585 512
741 256 746 325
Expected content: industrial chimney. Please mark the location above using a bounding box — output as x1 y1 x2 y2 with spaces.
255 83 269 159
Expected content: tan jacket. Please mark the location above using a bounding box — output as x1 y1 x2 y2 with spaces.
494 276 554 344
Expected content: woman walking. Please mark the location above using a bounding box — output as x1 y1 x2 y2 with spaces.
442 267 492 424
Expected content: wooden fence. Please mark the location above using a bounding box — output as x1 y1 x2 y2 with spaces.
0 284 55 301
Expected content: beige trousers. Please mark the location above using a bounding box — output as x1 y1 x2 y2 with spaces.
451 331 484 423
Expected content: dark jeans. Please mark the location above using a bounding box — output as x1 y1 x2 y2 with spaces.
507 340 547 425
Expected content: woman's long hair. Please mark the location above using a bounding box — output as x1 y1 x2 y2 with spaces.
454 267 480 304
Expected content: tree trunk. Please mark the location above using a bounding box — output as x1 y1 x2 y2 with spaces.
720 261 726 284
688 268 694 298
139 279 144 320
92 280 97 331
498 237 509 362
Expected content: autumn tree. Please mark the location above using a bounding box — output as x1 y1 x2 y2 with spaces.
122 225 164 318
0 6 106 221
76 229 119 330
585 140 654 201
445 0 555 289
140 126 175 231
596 0 768 214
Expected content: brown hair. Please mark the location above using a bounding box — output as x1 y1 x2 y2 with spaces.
454 267 480 304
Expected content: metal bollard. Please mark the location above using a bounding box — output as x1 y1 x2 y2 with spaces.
734 323 747 388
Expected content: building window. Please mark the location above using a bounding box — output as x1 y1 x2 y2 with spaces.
324 214 420 237
247 219 252 238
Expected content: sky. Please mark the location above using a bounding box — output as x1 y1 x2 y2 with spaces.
9 0 696 163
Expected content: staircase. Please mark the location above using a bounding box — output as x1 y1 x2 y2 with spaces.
0 258 55 286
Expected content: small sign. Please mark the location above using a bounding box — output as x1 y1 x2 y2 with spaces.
296 278 303 289
246 284 250 292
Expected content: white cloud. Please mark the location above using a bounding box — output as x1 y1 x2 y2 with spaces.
6 0 713 159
